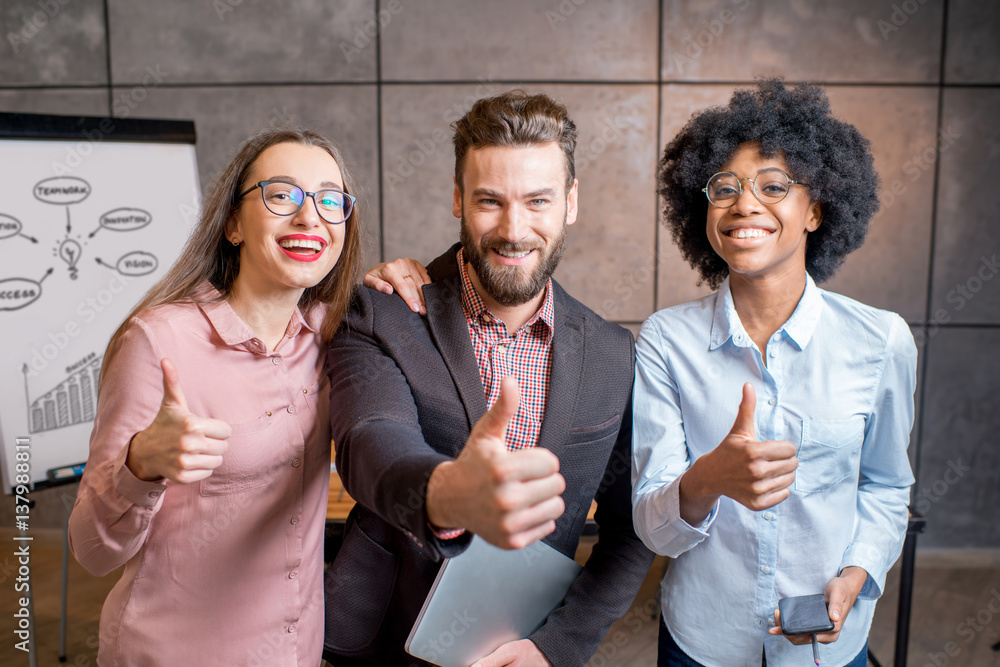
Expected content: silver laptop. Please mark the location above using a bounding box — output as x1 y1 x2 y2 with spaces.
405 536 583 667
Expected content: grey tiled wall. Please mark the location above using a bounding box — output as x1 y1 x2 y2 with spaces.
1 0 997 548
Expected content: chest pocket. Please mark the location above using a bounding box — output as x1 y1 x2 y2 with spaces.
200 411 284 496
566 414 621 446
795 416 865 494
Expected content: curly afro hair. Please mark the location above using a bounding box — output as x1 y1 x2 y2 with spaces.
658 78 879 289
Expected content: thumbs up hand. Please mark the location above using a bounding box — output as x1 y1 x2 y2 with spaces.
426 376 566 550
125 358 232 484
679 383 798 522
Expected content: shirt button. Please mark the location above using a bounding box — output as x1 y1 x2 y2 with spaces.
148 491 160 499
291 458 301 468
288 570 298 579
290 516 299 525
764 511 774 520
496 344 506 354
302 387 308 394
288 624 297 633
482 314 492 323
768 398 777 406
272 357 281 365
762 565 772 574
287 405 296 414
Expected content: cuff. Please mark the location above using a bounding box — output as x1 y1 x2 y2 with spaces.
637 475 717 557
840 542 888 600
429 523 466 541
111 438 168 508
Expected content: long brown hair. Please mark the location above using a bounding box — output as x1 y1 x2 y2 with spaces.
102 128 363 379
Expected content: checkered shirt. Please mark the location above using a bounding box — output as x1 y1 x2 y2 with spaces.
457 248 554 450
429 250 556 541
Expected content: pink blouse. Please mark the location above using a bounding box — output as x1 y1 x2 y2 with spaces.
69 289 331 666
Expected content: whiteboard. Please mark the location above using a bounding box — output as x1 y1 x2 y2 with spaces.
0 114 199 489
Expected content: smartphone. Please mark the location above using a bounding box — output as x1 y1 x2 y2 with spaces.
778 594 835 635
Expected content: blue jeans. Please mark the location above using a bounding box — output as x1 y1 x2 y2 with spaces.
658 617 869 667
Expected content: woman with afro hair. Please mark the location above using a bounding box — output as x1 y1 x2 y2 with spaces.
631 78 916 666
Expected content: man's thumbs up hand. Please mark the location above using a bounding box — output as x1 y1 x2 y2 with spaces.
426 377 566 550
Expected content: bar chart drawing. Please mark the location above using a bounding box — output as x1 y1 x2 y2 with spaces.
22 356 102 434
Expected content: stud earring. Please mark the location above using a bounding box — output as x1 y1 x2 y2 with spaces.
231 238 240 247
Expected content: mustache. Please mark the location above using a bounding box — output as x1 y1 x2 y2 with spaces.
481 238 543 254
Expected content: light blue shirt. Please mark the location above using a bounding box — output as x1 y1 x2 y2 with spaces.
632 275 916 667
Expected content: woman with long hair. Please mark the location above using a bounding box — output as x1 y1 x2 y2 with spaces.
69 128 364 665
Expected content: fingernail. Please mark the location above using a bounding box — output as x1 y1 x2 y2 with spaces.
410 302 420 312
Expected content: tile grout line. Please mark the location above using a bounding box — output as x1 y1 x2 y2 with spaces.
652 0 664 319
376 0 385 262
3 82 998 93
7 81 1000 92
102 0 112 114
912 0 952 498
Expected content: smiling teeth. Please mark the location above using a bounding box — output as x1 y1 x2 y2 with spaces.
731 229 770 239
495 248 530 258
279 239 323 251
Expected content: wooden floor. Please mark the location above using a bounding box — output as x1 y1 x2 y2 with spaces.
2 528 999 666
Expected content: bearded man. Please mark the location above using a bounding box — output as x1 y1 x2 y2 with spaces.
322 90 654 667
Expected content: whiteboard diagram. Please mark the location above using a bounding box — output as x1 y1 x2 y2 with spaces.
0 177 159 312
0 117 199 489
22 354 102 434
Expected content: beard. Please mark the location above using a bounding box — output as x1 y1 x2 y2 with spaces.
460 214 567 307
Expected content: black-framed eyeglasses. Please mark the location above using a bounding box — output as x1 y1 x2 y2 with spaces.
238 180 356 224
702 168 809 208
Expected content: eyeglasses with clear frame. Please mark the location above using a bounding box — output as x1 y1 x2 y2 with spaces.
702 168 810 208
238 180 356 224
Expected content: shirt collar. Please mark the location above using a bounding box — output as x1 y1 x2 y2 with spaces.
456 248 555 334
781 273 823 349
709 273 824 351
197 283 315 352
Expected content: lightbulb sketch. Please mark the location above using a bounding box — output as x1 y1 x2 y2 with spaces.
59 238 81 279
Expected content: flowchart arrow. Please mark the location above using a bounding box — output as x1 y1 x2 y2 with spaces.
38 267 53 284
18 233 38 243
66 207 72 234
88 225 101 238
95 257 117 271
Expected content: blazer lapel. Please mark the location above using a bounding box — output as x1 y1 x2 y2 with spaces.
536 282 585 457
424 278 488 431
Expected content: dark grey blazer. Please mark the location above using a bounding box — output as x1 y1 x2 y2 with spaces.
323 244 654 667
